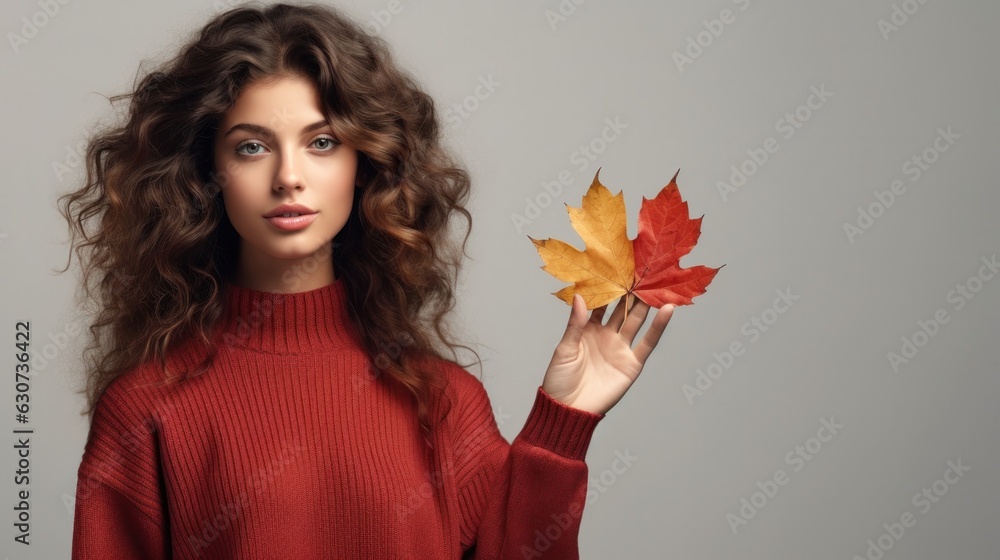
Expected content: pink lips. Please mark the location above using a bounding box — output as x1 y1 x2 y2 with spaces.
263 204 318 232
266 213 318 231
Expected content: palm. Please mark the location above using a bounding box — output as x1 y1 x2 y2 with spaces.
542 293 676 415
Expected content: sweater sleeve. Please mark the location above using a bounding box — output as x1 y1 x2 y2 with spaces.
449 370 605 559
72 378 170 559
72 477 169 559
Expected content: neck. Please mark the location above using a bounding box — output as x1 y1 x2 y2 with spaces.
233 240 337 293
215 274 361 354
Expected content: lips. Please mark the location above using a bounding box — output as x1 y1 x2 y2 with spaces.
265 214 318 232
264 203 317 218
263 203 319 231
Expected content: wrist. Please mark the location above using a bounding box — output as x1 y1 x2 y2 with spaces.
540 386 605 415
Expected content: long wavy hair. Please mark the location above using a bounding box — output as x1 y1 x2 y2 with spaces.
56 1 481 438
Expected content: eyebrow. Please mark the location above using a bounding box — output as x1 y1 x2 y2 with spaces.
222 119 331 138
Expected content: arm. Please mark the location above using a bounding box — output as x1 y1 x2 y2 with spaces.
72 476 169 559
71 378 169 559
458 291 675 558
452 373 603 559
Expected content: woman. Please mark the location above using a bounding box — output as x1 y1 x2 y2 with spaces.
58 3 675 558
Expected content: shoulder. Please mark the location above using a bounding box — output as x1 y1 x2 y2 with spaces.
94 360 172 419
91 365 158 425
90 340 210 437
93 335 220 427
83 361 168 455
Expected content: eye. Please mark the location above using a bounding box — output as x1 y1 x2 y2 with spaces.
312 136 340 151
235 141 266 157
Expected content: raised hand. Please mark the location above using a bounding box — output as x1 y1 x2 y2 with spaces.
541 292 676 415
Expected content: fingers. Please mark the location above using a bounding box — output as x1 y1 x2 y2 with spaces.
559 294 588 348
632 303 675 366
606 292 649 340
606 292 630 328
589 301 608 325
618 295 651 343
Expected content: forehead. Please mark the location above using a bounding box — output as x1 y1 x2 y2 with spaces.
220 74 325 127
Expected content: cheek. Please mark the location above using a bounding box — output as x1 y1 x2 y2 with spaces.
221 183 258 225
218 162 271 214
312 164 356 199
311 159 353 182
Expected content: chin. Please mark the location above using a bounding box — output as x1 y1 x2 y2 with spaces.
268 244 331 261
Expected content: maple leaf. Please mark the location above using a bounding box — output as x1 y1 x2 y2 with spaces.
528 168 723 327
528 172 635 310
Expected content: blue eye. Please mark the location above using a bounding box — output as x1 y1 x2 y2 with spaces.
236 142 264 156
313 136 340 151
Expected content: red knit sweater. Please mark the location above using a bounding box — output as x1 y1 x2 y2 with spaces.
71 276 605 559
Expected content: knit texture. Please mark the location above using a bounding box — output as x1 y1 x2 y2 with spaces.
71 276 605 559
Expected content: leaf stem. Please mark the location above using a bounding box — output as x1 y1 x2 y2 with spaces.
615 274 642 334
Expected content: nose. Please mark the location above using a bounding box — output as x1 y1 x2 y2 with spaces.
273 151 303 192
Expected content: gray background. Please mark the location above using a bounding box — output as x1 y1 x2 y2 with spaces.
1 0 998 558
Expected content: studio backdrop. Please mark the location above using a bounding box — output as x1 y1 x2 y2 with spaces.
0 0 997 558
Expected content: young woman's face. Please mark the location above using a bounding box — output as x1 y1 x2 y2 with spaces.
213 73 357 267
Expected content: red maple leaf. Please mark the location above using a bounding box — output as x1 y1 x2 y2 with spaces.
632 169 723 307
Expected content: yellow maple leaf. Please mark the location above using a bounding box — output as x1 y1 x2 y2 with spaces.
528 169 636 310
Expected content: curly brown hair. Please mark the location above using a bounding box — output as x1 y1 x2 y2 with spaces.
56 1 481 438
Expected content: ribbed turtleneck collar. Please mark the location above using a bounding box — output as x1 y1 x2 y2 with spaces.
215 276 361 355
